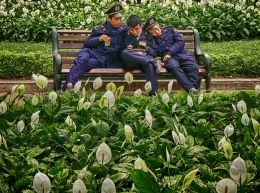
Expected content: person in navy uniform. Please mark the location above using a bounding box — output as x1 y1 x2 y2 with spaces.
144 17 199 94
121 15 159 96
62 4 127 90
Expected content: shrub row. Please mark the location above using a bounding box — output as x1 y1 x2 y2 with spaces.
0 39 259 78
0 0 259 42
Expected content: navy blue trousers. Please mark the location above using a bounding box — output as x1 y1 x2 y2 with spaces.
165 56 199 91
121 49 158 95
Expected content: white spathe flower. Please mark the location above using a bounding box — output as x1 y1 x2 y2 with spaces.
115 85 124 99
216 178 237 193
187 95 193 107
172 131 186 145
74 81 82 92
223 141 233 159
32 95 39 106
0 101 7 114
134 89 142 97
32 73 48 89
224 124 234 138
144 81 152 93
90 93 96 103
106 82 117 93
31 111 40 126
101 177 116 193
83 101 91 110
124 72 133 84
218 136 229 150
17 120 25 132
73 179 87 193
93 77 102 90
48 91 57 104
172 103 178 113
99 96 108 109
198 93 203 104
77 98 85 111
255 85 260 94
145 109 153 128
167 80 173 93
252 118 260 135
124 125 134 141
11 84 18 94
65 115 76 129
96 142 112 165
86 16 93 24
104 91 115 108
134 157 148 172
232 104 237 112
237 100 247 114
161 93 169 105
82 87 86 98
230 156 247 186
241 113 250 126
166 147 170 163
33 172 51 193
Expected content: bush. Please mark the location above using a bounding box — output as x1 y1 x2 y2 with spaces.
0 0 259 42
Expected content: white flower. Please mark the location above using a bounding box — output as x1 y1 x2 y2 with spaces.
166 147 170 163
172 131 186 145
223 141 233 159
93 77 102 90
172 103 178 113
145 109 153 128
77 98 85 111
198 93 203 104
237 100 247 114
0 101 7 114
32 74 48 89
106 82 117 93
48 91 57 103
124 125 134 141
90 93 96 103
255 85 260 94
187 95 193 107
99 96 108 109
17 84 25 95
104 91 115 108
101 178 116 193
74 81 82 92
83 101 91 110
11 84 18 94
252 118 260 135
73 179 87 193
218 136 229 150
96 142 112 165
65 115 76 129
124 72 133 84
17 120 25 132
241 113 250 126
134 157 148 172
230 156 247 186
86 16 93 24
216 178 237 193
33 172 51 193
144 81 152 93
82 87 86 98
232 104 237 112
167 80 173 93
134 89 142 97
161 93 169 105
224 124 234 138
22 7 29 14
32 95 39 106
31 111 40 128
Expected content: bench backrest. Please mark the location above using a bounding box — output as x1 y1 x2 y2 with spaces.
52 28 201 71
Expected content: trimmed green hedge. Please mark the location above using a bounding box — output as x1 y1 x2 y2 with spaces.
0 40 259 78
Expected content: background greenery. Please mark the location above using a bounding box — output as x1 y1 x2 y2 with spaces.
0 40 259 78
0 0 259 42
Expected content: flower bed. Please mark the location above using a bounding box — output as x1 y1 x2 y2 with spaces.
0 76 260 192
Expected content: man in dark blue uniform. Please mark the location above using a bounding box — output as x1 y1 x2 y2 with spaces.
121 15 158 96
144 17 199 94
62 4 127 90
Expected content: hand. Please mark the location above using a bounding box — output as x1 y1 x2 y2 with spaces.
163 54 171 62
99 34 110 42
161 62 165 67
127 44 133 50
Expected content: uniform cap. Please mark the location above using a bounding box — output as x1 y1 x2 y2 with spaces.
106 4 123 17
144 17 158 31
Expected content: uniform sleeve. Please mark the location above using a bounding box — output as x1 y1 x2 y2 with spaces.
146 35 158 57
168 29 185 55
146 46 157 57
84 29 102 48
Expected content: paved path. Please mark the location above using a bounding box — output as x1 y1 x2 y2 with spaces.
0 78 260 94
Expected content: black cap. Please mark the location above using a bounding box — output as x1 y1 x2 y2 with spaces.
105 4 123 17
144 17 158 31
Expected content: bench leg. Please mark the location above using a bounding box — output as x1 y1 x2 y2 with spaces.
205 73 211 92
54 74 62 91
198 77 202 90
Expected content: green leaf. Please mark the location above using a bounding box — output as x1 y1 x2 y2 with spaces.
255 147 260 170
132 169 160 193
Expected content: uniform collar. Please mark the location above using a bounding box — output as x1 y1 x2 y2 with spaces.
104 21 119 30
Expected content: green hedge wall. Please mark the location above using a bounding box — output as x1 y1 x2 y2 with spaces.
0 0 259 42
0 40 259 78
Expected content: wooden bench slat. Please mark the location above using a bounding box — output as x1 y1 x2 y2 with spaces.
184 44 194 49
62 58 74 65
183 36 194 41
57 29 91 34
176 30 193 33
59 43 84 49
58 35 88 42
60 51 78 57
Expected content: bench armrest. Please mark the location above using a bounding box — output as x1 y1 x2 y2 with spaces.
197 53 212 72
53 53 62 74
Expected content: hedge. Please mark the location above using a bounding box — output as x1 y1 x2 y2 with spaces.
0 40 259 78
0 0 259 42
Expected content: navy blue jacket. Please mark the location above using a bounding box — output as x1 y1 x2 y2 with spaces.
147 26 193 59
84 21 128 67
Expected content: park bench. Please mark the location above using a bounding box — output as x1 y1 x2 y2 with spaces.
51 27 212 91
